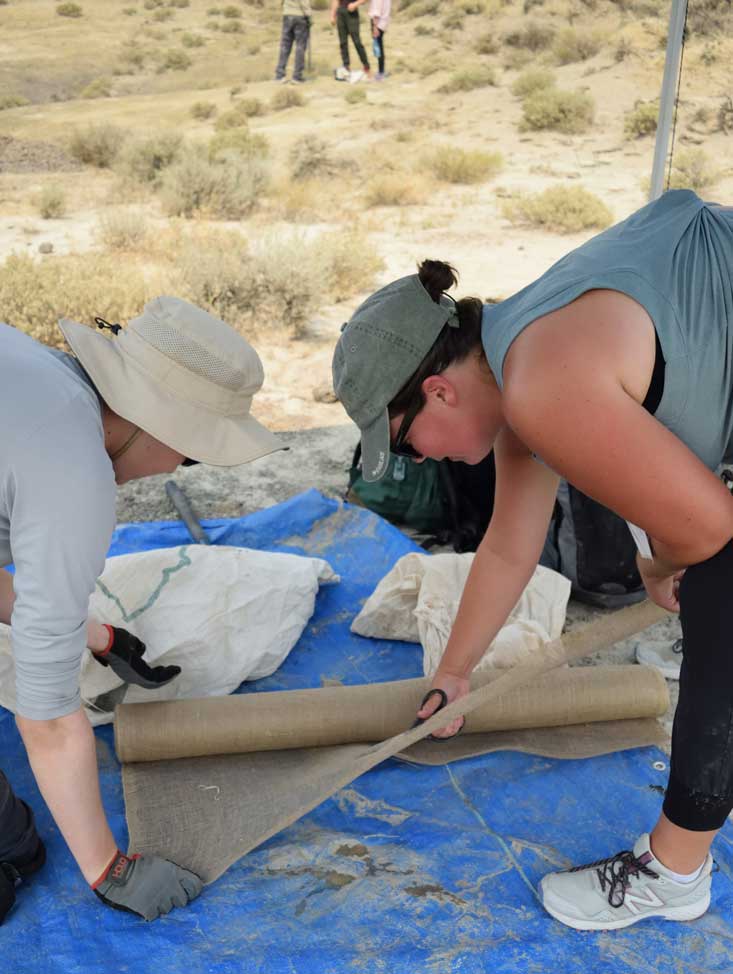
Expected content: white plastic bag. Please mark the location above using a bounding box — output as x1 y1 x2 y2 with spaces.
0 545 337 724
352 551 570 676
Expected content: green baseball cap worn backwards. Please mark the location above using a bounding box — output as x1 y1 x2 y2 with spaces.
332 274 459 483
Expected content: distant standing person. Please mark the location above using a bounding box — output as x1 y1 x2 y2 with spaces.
331 0 371 82
369 0 390 79
274 0 312 85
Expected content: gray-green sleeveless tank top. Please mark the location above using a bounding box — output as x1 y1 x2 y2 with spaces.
481 190 733 469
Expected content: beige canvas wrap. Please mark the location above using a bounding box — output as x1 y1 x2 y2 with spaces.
118 601 669 884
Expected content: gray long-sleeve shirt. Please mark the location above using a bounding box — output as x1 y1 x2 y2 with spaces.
0 323 116 720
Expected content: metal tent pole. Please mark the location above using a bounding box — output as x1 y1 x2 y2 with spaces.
649 0 688 201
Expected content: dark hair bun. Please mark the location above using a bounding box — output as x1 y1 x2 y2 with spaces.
417 259 458 304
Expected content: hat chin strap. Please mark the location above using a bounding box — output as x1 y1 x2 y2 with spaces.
109 426 143 462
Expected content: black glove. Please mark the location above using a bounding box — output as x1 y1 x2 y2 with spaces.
93 626 181 689
93 850 203 922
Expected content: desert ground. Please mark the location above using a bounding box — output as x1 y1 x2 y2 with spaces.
3 0 733 733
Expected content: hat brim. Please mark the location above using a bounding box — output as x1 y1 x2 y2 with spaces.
58 317 284 467
360 408 391 483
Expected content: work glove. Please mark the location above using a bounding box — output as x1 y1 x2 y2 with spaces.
93 850 203 922
93 626 181 689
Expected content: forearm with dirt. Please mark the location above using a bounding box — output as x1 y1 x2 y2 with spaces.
418 429 560 736
16 708 117 883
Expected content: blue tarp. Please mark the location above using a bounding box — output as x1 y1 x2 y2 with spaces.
2 489 732 973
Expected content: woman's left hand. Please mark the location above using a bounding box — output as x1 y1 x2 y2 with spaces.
637 554 685 612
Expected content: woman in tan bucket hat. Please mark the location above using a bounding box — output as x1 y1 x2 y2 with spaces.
0 296 282 924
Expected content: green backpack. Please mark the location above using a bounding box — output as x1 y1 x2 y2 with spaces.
347 444 446 535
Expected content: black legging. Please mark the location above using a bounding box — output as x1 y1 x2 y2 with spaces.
664 537 733 830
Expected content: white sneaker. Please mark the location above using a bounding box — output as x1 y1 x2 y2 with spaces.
540 833 712 930
349 69 365 84
635 636 683 680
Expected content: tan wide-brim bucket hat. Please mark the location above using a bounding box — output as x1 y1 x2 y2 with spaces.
58 296 283 466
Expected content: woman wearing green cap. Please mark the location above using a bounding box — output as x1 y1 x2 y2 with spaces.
333 189 733 931
0 297 282 925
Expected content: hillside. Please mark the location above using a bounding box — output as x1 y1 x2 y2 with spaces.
1 0 731 429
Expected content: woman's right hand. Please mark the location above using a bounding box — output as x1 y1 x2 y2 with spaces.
416 670 470 739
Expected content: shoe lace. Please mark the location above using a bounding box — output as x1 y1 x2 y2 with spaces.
568 850 659 908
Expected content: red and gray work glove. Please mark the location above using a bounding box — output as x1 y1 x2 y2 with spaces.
92 850 203 921
93 626 181 689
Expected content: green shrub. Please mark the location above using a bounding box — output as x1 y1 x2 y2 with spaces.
521 88 594 134
57 2 83 16
271 87 305 110
624 101 658 138
686 0 733 36
118 42 147 71
215 99 264 127
153 7 174 19
415 23 433 35
220 19 243 32
511 68 555 99
614 37 633 61
0 252 148 348
315 229 385 302
437 63 496 94
426 146 503 183
96 209 150 250
442 8 464 28
169 0 190 6
503 21 554 51
123 7 138 14
222 3 242 14
209 127 269 160
667 148 720 192
190 100 217 120
80 77 112 99
159 49 192 71
405 0 439 16
181 32 206 47
172 225 383 337
0 95 30 110
69 123 125 167
37 185 67 219
115 132 183 185
474 32 498 54
289 134 335 180
552 28 603 65
365 174 427 206
503 185 612 233
160 145 270 218
344 87 367 104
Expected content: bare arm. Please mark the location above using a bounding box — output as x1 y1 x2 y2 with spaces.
16 709 117 883
503 298 733 571
421 428 559 736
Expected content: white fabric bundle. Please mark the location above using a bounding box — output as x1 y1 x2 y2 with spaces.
351 551 571 676
0 545 337 725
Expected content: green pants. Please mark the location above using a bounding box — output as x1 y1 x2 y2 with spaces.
336 7 369 70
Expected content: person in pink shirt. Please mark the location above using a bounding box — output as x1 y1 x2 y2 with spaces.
369 0 390 79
